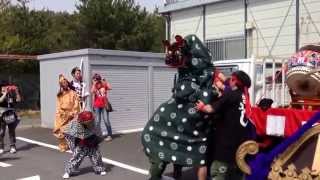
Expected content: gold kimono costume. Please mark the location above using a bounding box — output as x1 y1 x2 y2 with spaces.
53 90 80 152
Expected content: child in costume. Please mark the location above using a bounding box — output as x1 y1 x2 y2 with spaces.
53 74 80 152
62 111 106 179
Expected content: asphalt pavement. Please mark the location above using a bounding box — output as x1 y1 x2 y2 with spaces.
0 126 198 180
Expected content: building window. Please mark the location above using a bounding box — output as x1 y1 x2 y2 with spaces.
205 36 245 61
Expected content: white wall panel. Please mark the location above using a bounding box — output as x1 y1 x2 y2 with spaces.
171 7 204 41
206 0 244 39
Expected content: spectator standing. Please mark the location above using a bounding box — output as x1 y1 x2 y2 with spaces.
69 67 89 110
0 81 21 154
91 73 112 141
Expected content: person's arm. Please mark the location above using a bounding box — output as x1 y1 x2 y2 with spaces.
0 89 7 103
196 92 230 114
71 92 80 118
196 100 214 113
91 85 97 93
53 97 62 134
15 88 21 102
106 82 112 90
100 87 107 97
102 79 112 90
90 80 97 93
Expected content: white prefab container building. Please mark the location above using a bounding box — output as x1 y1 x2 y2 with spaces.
39 49 176 133
160 0 320 60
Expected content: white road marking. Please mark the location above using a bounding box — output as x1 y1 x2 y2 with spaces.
16 137 149 175
16 175 40 180
0 162 12 167
116 128 143 134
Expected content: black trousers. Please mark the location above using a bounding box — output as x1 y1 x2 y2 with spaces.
148 158 183 180
0 121 17 148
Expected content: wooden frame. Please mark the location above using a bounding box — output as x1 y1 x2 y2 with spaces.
236 125 320 179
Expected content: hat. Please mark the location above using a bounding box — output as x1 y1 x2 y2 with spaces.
232 70 251 88
71 67 81 75
78 111 94 125
59 74 68 84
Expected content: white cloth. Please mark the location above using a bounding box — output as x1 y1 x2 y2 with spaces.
266 115 286 136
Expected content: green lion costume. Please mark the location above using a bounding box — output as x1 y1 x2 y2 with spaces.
141 34 219 180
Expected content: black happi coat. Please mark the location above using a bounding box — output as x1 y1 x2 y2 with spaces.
141 35 219 166
211 89 254 163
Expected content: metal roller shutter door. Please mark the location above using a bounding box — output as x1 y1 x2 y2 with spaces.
152 67 176 112
91 65 148 132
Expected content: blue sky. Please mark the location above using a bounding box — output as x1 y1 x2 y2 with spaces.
12 0 164 13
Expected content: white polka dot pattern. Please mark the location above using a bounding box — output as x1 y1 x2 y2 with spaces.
170 112 177 119
154 114 160 122
187 146 192 151
171 156 177 161
182 118 187 123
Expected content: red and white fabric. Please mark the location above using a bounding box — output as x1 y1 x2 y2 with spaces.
251 107 317 137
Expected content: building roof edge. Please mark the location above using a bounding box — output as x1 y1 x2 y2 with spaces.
159 0 228 14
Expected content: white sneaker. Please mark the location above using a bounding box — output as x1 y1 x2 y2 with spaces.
62 173 70 179
9 147 16 154
100 171 106 176
0 149 4 154
105 136 112 142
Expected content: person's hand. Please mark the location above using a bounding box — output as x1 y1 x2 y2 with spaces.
68 114 75 120
14 86 19 91
1 88 8 96
195 100 206 111
215 80 225 91
195 100 213 113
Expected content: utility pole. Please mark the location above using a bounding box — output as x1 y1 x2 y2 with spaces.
296 0 300 52
244 0 248 58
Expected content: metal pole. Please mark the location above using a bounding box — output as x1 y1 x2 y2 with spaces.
272 59 276 105
296 0 300 52
203 5 206 42
281 59 285 106
244 0 248 58
165 13 171 41
262 59 266 100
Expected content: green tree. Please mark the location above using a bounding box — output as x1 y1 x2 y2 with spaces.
0 1 80 55
77 0 165 52
0 0 10 11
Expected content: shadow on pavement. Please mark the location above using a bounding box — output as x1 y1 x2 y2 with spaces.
17 143 40 152
0 157 21 162
75 163 115 176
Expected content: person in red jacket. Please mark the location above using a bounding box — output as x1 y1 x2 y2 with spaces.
91 73 112 141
